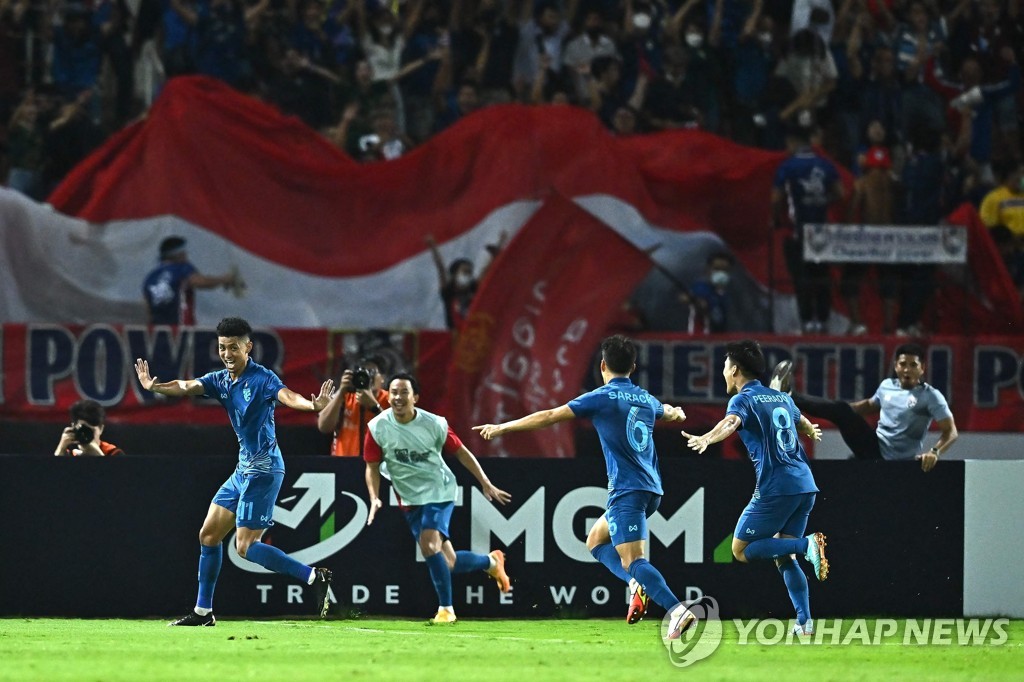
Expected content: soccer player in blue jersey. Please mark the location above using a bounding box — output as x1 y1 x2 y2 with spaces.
474 335 696 639
134 317 335 626
683 339 828 636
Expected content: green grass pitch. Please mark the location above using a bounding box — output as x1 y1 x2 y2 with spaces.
0 618 1021 681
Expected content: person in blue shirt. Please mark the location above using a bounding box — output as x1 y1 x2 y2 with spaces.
142 236 244 326
683 339 828 637
770 115 845 335
770 343 958 472
134 317 335 626
474 335 696 640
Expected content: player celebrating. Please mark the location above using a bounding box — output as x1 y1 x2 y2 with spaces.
134 317 335 626
682 340 828 636
474 335 695 639
363 373 512 625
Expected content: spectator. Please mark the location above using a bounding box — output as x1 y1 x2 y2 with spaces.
513 0 572 99
434 79 480 132
645 45 703 130
449 0 519 105
5 90 44 198
854 46 904 156
270 48 339 129
980 158 1024 238
426 231 506 331
359 106 413 161
169 0 270 88
770 113 845 335
990 224 1024 303
54 399 124 457
961 0 1022 156
774 28 837 119
142 236 244 326
730 0 777 146
51 3 102 104
317 356 390 457
925 49 1020 173
562 8 619 103
329 58 393 155
683 252 736 334
842 129 897 335
791 0 834 46
896 125 945 336
894 0 947 138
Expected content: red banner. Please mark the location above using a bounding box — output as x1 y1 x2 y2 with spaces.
446 195 653 457
3 324 1022 440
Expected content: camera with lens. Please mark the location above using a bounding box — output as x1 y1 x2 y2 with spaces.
73 422 95 444
351 367 373 390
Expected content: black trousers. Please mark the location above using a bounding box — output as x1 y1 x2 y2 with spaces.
783 236 832 324
792 393 882 460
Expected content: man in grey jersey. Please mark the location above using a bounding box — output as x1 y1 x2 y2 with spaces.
770 343 958 472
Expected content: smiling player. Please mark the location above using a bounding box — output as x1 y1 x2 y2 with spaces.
135 317 335 626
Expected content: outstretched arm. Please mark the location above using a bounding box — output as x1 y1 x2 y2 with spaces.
453 446 511 504
277 380 334 413
798 415 822 441
134 358 205 396
660 403 687 422
682 414 741 454
473 404 575 440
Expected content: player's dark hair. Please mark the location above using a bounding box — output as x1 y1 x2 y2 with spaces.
389 372 420 395
725 340 766 378
216 317 252 339
894 343 926 362
601 335 637 375
70 399 105 426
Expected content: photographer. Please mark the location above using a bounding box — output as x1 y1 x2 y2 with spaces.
316 357 389 457
54 400 124 457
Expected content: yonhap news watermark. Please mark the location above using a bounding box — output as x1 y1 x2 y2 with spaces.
662 599 1011 668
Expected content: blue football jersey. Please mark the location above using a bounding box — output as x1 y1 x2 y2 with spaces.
773 150 840 228
568 377 664 495
142 261 198 325
198 360 286 474
727 381 818 498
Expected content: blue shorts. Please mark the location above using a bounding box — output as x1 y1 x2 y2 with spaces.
212 470 284 530
606 490 661 546
734 492 816 542
403 502 455 540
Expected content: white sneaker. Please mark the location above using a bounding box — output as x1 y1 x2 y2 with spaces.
793 618 814 636
664 603 698 640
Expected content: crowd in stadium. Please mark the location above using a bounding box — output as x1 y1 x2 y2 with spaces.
0 0 1022 235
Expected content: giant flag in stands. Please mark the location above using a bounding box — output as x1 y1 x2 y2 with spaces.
0 75 1019 335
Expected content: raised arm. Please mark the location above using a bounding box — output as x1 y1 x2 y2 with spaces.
425 234 449 289
453 445 511 504
474 404 575 440
316 385 345 434
277 380 334 413
682 413 741 454
660 403 687 422
134 358 205 396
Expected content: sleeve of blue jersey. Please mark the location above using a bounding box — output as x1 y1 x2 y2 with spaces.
725 392 748 421
262 367 285 401
196 372 218 399
772 162 787 188
567 387 602 418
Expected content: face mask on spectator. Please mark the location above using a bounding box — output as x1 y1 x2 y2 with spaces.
455 272 474 287
685 32 703 48
710 270 730 288
377 23 394 36
758 31 772 48
632 13 651 30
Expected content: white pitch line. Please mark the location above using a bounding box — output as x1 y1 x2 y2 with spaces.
257 621 588 644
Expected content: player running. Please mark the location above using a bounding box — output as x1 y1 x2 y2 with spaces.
682 339 828 636
135 317 335 626
474 335 696 639
363 372 512 625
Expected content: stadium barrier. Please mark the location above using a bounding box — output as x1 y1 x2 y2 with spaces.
6 456 1018 619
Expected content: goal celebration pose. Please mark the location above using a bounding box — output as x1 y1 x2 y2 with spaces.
682 339 829 636
135 317 335 626
474 335 696 639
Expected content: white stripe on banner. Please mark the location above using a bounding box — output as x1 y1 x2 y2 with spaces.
963 460 1024 617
